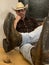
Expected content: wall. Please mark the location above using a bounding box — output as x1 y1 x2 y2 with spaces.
0 0 18 47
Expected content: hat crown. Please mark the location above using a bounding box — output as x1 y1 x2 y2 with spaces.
16 2 25 10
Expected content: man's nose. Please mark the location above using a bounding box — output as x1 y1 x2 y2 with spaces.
20 11 23 13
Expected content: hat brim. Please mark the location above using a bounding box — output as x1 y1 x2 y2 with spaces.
15 7 26 10
13 4 28 11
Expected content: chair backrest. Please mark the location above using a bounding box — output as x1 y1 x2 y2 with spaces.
19 0 49 21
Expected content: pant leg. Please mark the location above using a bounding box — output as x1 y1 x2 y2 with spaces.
20 25 43 45
19 44 35 65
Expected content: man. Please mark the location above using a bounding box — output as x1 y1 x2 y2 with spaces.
3 16 43 64
3 2 45 65
3 14 49 64
13 2 40 33
13 3 42 62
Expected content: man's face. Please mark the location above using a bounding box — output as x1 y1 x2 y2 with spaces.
16 9 26 19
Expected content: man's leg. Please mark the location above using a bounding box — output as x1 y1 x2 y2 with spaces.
20 25 43 46
19 25 42 64
19 43 34 65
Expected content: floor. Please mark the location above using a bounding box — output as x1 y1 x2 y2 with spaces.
0 47 49 65
0 48 31 65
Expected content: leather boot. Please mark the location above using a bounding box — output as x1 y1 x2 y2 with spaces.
30 16 49 65
3 12 22 52
3 29 22 52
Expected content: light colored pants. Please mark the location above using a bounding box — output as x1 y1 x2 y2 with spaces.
20 25 43 46
20 44 33 64
19 25 43 64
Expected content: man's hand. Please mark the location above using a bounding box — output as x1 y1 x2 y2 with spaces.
16 15 21 22
14 15 21 29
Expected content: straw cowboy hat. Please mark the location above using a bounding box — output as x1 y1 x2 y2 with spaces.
13 2 28 11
